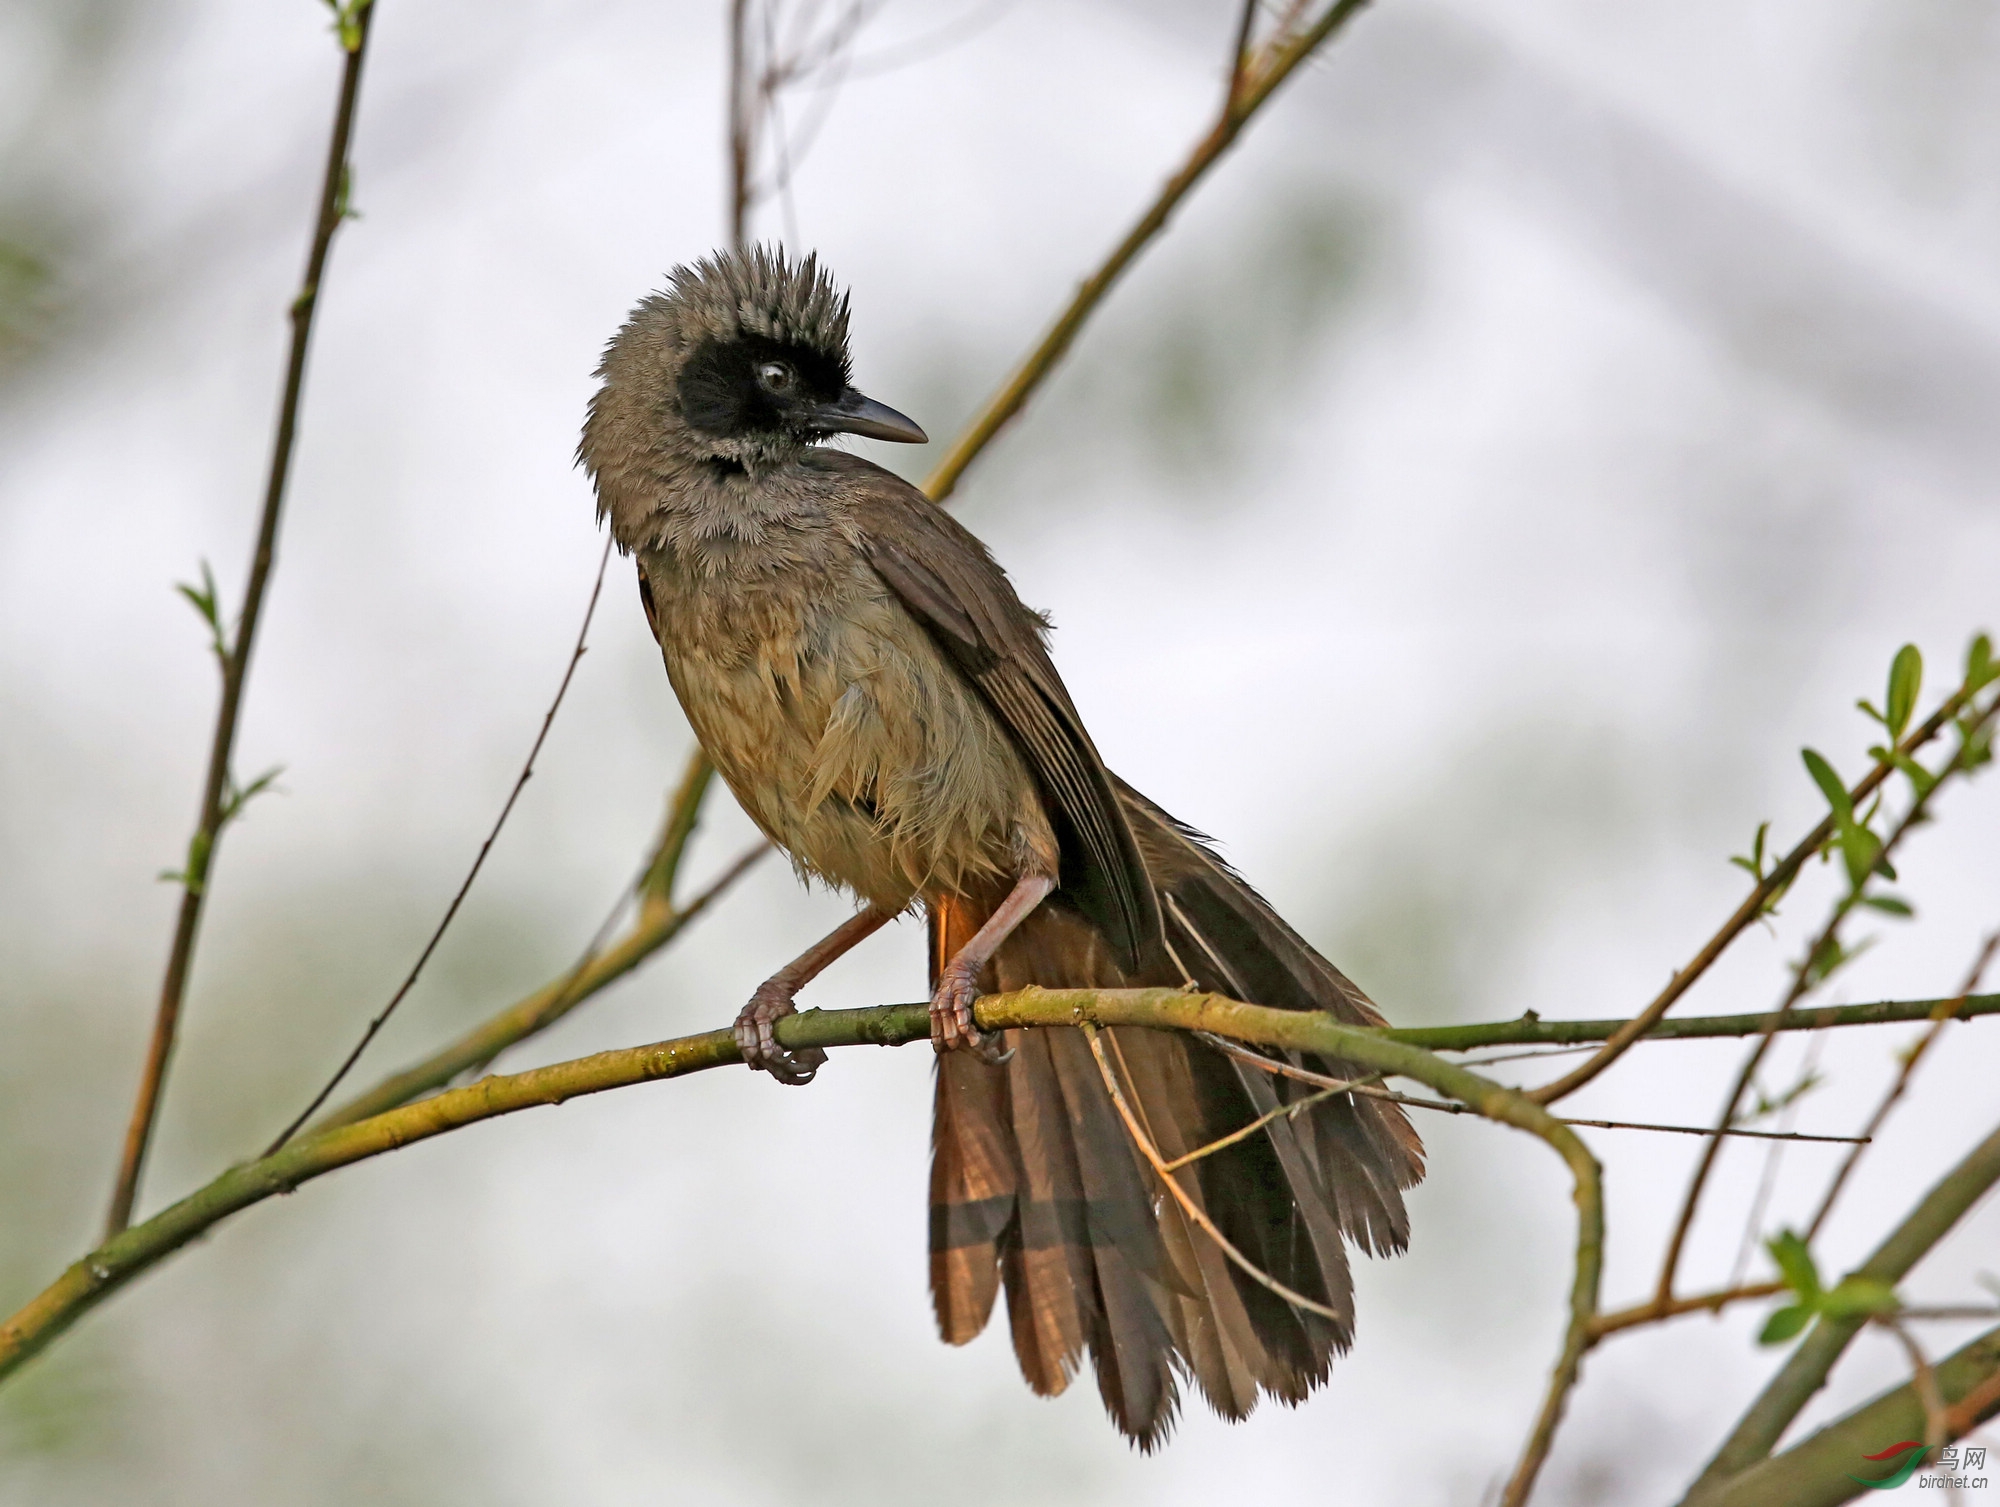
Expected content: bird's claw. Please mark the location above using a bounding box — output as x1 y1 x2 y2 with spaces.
734 979 826 1086
930 962 1012 1065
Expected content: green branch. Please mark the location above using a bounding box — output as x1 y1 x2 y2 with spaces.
1684 1117 2000 1498
2 985 1596 1435
1384 993 2000 1052
1687 1325 2000 1507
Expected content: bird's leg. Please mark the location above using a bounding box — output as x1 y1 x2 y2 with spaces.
737 907 894 1085
932 874 1055 1060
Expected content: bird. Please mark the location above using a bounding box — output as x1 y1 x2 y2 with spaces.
579 245 1424 1448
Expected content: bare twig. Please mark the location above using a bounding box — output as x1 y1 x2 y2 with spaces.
106 2 380 1239
727 0 881 247
263 535 614 1155
1532 683 1977 1107
1882 1319 1959 1505
311 841 766 1135
1726 1032 1824 1291
1805 929 2000 1241
1196 1033 1864 1143
1160 1077 1378 1173
1591 1282 1787 1339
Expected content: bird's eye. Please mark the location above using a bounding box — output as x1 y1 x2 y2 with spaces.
756 361 796 394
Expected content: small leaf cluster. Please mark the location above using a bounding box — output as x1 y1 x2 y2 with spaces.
175 561 230 668
321 0 373 52
1758 1231 1899 1345
157 566 284 891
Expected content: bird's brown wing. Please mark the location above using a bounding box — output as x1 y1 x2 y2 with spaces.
829 453 1160 970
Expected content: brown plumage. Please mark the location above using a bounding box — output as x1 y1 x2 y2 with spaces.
580 247 1424 1448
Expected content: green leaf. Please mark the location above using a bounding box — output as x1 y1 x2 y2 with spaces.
1968 633 1998 692
1838 823 1882 891
1821 1277 1899 1319
1730 821 1771 881
1767 1230 1822 1301
1744 1071 1825 1123
1885 644 1922 740
1758 1304 1814 1346
1887 750 1938 799
1801 748 1851 819
174 560 230 664
1859 893 1913 917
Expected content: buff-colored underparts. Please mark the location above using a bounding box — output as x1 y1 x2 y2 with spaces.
643 539 1057 915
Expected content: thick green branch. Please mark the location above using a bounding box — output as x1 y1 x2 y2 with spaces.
3 987 1594 1410
1687 1325 2000 1507
1685 1118 2000 1498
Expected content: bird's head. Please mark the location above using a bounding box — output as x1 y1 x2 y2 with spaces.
582 246 925 509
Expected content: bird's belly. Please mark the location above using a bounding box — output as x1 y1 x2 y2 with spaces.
651 566 1054 911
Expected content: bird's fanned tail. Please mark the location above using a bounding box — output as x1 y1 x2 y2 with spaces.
928 780 1426 1447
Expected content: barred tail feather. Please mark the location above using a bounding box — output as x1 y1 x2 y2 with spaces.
926 781 1425 1448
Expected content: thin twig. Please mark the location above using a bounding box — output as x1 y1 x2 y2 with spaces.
923 0 1376 503
1655 696 1998 1308
1591 1282 1787 1339
308 840 766 1135
1882 1318 1956 1503
1160 1075 1379 1172
1727 1031 1825 1291
1532 683 1979 1107
262 536 615 1155
1081 1023 1346 1322
1806 929 2000 1242
105 2 380 1240
727 0 751 247
1386 993 2000 1051
1195 1033 1865 1142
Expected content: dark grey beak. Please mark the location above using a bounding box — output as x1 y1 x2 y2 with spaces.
811 388 928 444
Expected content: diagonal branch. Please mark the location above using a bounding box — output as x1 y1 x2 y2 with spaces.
106 1 381 1239
1654 692 2000 1307
1684 1325 2000 1507
1685 1116 2000 1496
265 536 616 1155
1530 682 1978 1107
1804 929 2000 1242
922 0 1377 503
309 841 766 1135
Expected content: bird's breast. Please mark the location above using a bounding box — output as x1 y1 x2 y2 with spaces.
640 536 1054 911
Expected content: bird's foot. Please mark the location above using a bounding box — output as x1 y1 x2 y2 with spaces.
929 960 1011 1065
734 979 827 1085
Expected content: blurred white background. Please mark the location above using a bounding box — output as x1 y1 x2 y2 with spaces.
2 1 1997 1502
